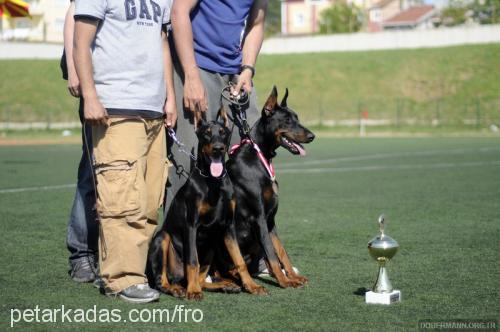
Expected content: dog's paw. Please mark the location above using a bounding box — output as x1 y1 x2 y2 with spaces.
290 275 308 285
280 279 304 289
221 282 242 294
245 284 268 295
159 284 186 298
186 291 203 301
170 285 186 298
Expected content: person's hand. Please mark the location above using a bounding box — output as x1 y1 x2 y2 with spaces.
231 68 253 97
84 96 108 126
183 72 207 113
67 69 80 98
164 98 177 128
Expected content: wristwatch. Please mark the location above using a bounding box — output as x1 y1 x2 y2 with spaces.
240 64 255 78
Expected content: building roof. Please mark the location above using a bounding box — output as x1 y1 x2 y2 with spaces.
370 0 397 9
383 5 436 26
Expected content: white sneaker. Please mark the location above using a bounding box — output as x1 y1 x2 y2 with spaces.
257 266 300 278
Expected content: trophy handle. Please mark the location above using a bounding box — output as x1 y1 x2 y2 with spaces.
378 214 385 237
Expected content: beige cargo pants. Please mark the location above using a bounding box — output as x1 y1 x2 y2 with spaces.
92 117 169 293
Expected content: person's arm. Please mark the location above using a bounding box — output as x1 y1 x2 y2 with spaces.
171 0 208 113
73 18 108 125
162 29 177 128
64 1 80 97
232 0 268 95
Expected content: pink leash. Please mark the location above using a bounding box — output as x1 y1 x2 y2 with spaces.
230 139 275 181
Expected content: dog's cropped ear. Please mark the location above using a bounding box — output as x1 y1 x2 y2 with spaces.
280 88 289 108
216 106 229 128
262 85 278 117
194 109 206 131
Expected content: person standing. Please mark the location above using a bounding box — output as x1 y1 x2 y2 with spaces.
165 0 268 213
61 0 99 283
73 0 176 303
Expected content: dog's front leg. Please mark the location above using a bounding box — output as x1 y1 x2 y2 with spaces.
270 228 308 286
256 216 303 288
224 223 268 295
185 221 203 301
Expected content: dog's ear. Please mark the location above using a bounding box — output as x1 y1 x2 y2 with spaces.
216 106 229 128
262 85 278 117
194 110 206 131
280 88 289 107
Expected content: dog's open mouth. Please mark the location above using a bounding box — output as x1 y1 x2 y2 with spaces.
280 135 306 156
209 156 224 177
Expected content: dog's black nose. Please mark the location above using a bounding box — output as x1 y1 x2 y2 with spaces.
306 132 315 142
212 144 225 153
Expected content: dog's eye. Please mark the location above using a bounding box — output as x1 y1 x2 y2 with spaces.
286 117 292 124
219 128 225 136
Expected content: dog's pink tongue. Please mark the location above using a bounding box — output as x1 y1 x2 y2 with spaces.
210 161 223 177
292 142 306 156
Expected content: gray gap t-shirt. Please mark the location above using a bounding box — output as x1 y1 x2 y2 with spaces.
75 0 172 114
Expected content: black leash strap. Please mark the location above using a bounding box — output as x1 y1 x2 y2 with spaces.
221 83 251 138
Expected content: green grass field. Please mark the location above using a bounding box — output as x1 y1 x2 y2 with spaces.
1 44 499 127
1 137 499 331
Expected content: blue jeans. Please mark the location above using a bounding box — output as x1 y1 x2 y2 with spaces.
66 98 98 266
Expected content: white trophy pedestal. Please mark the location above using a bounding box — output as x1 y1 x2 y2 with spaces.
365 290 401 305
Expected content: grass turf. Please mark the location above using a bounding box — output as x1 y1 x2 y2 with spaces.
0 137 499 331
1 44 499 126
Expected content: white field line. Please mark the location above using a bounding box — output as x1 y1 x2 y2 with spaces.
1 147 499 194
276 146 500 169
0 183 75 194
278 160 500 175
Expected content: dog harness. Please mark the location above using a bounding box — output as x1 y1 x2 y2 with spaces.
229 139 276 182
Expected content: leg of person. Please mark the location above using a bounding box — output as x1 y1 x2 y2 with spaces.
66 97 98 282
144 119 168 249
93 118 159 303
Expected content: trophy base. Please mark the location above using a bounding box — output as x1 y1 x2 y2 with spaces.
365 290 401 305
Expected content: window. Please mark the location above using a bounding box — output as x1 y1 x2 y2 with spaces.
294 13 305 27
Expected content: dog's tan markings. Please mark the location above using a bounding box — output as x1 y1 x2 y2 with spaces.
230 198 236 213
218 106 229 127
224 235 268 295
197 200 213 216
270 233 308 286
263 186 274 203
158 232 186 298
274 129 286 145
199 265 241 293
201 143 213 157
160 232 170 289
186 264 203 300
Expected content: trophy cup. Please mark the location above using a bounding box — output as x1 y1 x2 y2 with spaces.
365 215 401 304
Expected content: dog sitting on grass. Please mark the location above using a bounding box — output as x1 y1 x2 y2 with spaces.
147 108 266 300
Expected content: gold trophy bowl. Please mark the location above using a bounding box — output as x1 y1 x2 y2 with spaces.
365 215 401 304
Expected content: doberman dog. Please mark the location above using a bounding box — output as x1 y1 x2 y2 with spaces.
221 86 315 290
147 108 266 300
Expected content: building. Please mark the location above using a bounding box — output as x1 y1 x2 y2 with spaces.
382 4 437 30
281 0 431 35
367 0 427 31
1 0 67 43
281 0 336 35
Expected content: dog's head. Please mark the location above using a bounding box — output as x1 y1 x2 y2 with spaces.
261 86 315 156
195 107 231 177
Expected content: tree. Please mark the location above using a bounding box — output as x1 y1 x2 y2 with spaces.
440 1 468 26
470 0 500 24
264 0 281 37
318 3 364 34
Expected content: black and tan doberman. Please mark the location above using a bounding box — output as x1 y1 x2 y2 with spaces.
222 86 315 290
147 109 266 300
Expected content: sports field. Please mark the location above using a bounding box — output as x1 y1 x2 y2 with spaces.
1 137 499 331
